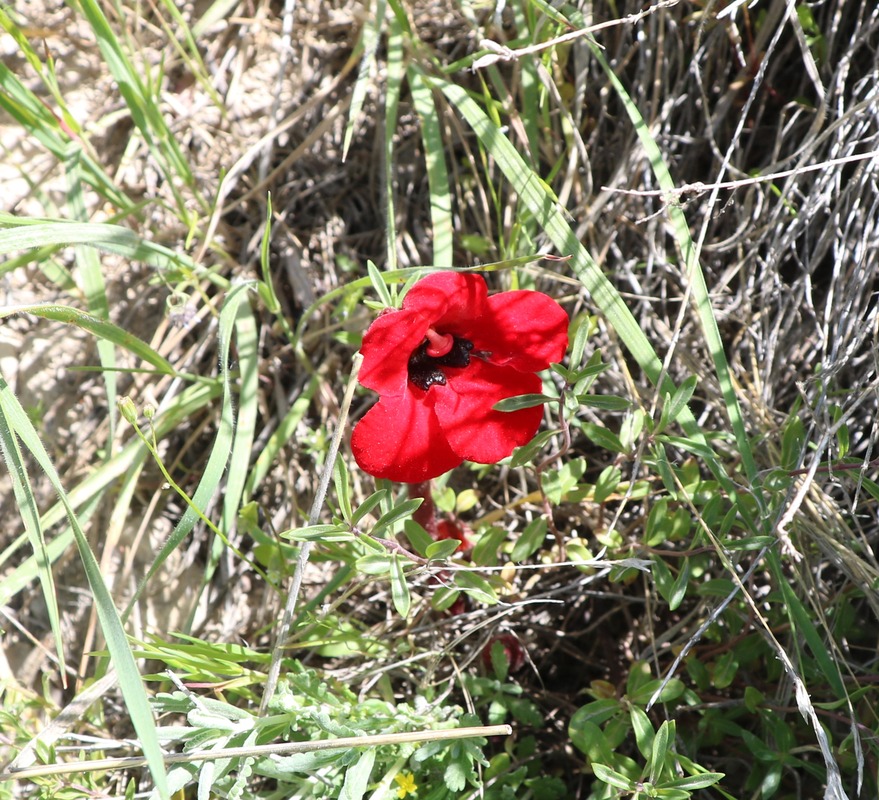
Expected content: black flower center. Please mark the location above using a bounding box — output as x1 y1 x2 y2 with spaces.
408 335 474 390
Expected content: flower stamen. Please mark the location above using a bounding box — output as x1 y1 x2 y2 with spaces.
408 335 474 390
424 327 454 357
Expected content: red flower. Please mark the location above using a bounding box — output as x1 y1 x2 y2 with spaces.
351 273 568 482
435 519 475 553
481 634 526 673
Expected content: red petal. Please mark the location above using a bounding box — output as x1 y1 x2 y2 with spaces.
401 272 488 335
434 360 544 464
436 519 475 552
351 392 462 482
471 291 569 371
358 308 429 397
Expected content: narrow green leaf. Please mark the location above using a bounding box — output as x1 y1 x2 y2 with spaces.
65 149 117 443
663 772 726 790
340 748 376 800
455 570 498 605
663 375 698 428
283 524 352 542
389 554 411 617
356 554 393 575
129 284 252 617
425 539 462 560
334 455 353 522
428 73 708 451
409 68 453 265
366 260 394 307
372 498 423 536
591 763 634 791
577 394 631 411
0 381 65 676
649 720 673 784
493 393 552 412
351 490 389 525
669 557 690 611
3 304 174 374
510 517 547 562
582 423 624 454
593 465 622 504
382 13 405 271
221 299 259 530
0 376 169 799
630 705 654 761
588 42 756 483
0 219 227 288
342 0 386 159
402 519 432 557
509 429 555 467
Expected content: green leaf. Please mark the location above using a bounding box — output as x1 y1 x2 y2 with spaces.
630 705 654 761
591 763 635 791
366 259 394 307
577 394 631 411
658 375 698 433
334 455 353 522
402 519 433 557
780 413 806 470
443 758 469 792
340 748 376 800
351 490 389 525
372 498 423 536
593 465 622 504
428 71 711 456
712 651 739 690
510 517 547 562
389 554 411 617
0 375 169 799
509 429 555 467
663 772 725 790
568 312 594 367
582 422 624 454
454 570 498 605
568 717 614 762
472 526 508 567
493 393 553 412
541 457 588 504
425 539 462 560
668 557 690 611
2 304 174 374
356 554 393 575
649 720 673 784
409 67 453 266
283 524 352 542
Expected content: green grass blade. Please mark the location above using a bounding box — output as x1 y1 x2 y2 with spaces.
0 218 228 287
244 375 319 498
430 72 706 445
221 299 259 530
382 13 405 271
587 43 757 483
0 376 65 678
0 59 132 211
0 382 221 606
0 376 169 798
409 67 454 266
65 149 117 443
2 304 174 375
69 0 202 215
128 283 252 623
342 0 387 160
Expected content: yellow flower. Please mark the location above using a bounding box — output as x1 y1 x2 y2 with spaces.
394 771 418 798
